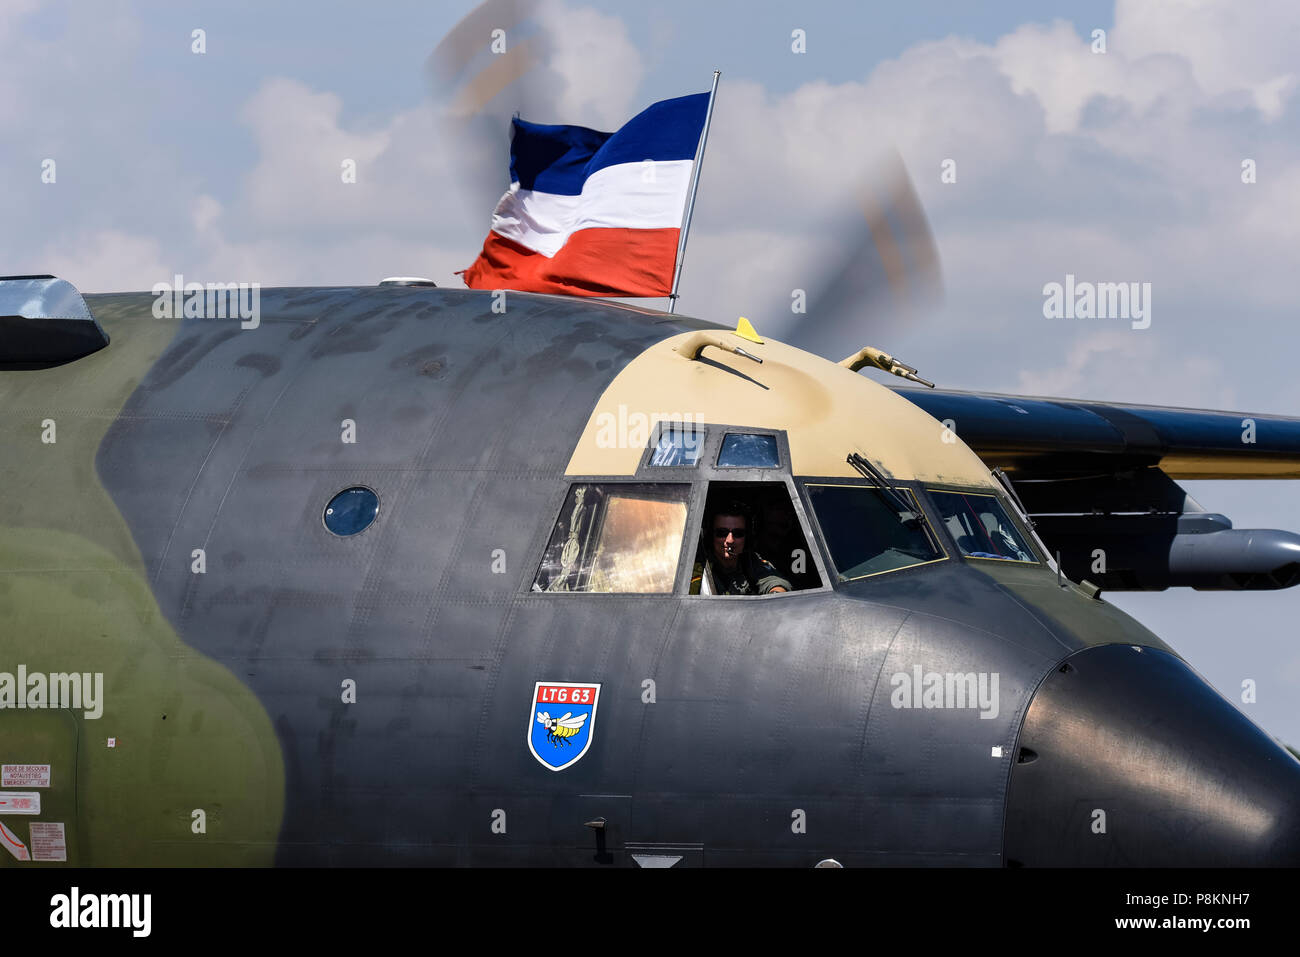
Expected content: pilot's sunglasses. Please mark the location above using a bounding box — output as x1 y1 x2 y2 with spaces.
713 527 746 538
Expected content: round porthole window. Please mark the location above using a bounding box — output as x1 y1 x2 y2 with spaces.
324 486 379 536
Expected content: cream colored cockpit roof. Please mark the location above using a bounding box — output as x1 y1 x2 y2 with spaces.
565 327 998 487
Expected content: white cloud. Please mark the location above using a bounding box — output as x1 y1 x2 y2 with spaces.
536 0 643 129
192 194 223 235
36 230 170 294
0 1 46 124
987 19 1200 133
1114 0 1300 120
218 0 644 262
238 77 396 230
1013 328 1235 408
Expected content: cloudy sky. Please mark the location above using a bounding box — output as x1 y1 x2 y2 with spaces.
5 0 1300 746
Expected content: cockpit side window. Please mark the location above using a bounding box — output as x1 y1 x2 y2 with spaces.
532 483 691 593
689 481 822 596
926 490 1038 563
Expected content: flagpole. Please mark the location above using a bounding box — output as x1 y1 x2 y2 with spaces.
668 70 720 314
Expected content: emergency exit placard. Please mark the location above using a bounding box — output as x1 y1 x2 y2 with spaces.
2 765 51 788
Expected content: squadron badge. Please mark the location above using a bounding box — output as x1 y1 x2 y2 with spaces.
528 681 601 771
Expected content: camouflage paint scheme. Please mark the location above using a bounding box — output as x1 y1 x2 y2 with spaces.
2 286 1296 866
1 293 282 865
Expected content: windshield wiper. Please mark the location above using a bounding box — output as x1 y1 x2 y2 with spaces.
990 467 1034 528
846 453 920 524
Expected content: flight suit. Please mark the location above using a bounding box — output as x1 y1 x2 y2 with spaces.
689 550 793 595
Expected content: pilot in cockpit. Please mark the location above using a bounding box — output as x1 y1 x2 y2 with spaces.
689 499 792 596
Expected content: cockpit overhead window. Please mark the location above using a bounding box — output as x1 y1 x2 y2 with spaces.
533 483 691 593
805 483 945 581
927 490 1037 563
717 433 780 468
650 426 706 467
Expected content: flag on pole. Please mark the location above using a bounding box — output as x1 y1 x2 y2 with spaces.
461 92 710 297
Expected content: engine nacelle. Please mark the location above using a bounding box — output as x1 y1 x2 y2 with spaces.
1034 512 1300 590
1013 468 1300 590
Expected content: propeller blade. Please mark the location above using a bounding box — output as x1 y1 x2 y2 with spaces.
784 148 943 361
425 0 556 222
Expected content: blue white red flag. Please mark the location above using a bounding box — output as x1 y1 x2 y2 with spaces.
462 92 710 297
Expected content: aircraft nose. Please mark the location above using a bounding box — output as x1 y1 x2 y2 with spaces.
1004 643 1300 866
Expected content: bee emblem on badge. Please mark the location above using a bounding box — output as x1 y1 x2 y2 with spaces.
535 711 589 748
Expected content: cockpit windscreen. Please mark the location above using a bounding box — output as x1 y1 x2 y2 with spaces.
927 490 1037 563
806 483 945 580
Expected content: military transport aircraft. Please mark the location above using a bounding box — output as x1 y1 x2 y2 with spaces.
2 271 1299 868
4 0 1300 870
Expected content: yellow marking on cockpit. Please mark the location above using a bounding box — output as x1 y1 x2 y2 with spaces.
565 330 998 487
733 317 764 344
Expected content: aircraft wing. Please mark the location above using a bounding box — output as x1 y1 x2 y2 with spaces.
892 387 1300 480
890 387 1300 590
